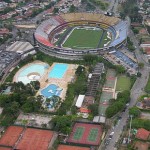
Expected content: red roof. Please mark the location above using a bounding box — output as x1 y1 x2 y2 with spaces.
136 128 150 140
80 107 91 113
57 145 90 150
144 47 150 55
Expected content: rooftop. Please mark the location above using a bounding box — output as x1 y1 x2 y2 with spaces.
6 41 34 54
136 128 150 140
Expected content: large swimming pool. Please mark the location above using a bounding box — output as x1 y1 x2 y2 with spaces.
17 64 48 84
48 63 68 79
41 84 62 98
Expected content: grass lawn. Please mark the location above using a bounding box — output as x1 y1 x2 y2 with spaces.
116 76 131 91
63 28 103 49
145 75 150 93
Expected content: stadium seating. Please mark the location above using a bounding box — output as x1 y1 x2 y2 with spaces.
110 21 128 47
60 13 120 26
34 33 54 47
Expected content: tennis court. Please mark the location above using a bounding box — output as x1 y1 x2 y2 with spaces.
88 128 98 142
16 128 54 150
0 126 24 147
99 105 108 116
57 145 90 150
104 69 116 89
68 123 102 145
73 127 85 140
100 91 113 103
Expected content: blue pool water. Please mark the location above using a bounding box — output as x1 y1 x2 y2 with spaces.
48 63 68 79
41 84 62 98
18 64 48 84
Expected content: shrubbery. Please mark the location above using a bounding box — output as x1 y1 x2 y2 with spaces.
106 90 130 118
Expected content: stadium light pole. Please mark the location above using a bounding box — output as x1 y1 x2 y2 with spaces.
128 115 133 143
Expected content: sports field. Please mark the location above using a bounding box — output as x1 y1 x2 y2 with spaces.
99 105 108 116
0 126 24 147
57 145 90 150
63 28 103 49
104 69 116 89
67 123 102 145
16 128 54 150
100 91 113 103
116 76 131 91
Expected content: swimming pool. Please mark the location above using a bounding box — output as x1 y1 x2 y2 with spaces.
41 84 62 98
48 63 68 79
17 64 48 84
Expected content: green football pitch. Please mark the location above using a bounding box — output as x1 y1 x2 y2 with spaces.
116 76 131 91
62 28 103 49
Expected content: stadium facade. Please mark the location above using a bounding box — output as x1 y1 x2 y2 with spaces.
34 13 128 60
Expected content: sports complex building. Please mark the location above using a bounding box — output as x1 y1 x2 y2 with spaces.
34 13 128 60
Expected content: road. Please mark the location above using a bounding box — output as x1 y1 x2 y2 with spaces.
103 19 150 150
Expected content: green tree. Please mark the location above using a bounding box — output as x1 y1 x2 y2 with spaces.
88 104 98 116
53 8 59 14
115 65 126 74
51 115 72 134
129 107 141 118
138 62 144 69
69 5 76 12
83 54 98 65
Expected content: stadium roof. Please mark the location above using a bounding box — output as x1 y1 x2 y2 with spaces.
75 95 85 108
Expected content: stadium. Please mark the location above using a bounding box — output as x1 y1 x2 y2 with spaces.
34 13 128 60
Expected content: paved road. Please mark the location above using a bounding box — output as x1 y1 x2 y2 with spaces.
103 17 150 150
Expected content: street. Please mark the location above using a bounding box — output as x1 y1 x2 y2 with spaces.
103 23 150 150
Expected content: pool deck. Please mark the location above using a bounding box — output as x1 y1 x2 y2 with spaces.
37 62 77 100
14 61 78 101
13 61 49 84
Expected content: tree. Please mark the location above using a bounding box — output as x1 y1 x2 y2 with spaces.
83 54 98 65
133 28 139 34
115 65 126 74
137 72 141 77
88 104 98 116
75 65 85 75
69 5 76 12
53 8 59 14
129 107 141 118
138 62 144 69
51 115 72 134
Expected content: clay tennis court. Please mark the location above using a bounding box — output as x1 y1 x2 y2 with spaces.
67 122 102 146
0 147 12 150
0 126 24 147
16 128 54 150
57 145 90 150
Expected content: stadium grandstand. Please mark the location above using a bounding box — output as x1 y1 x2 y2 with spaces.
34 13 128 60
